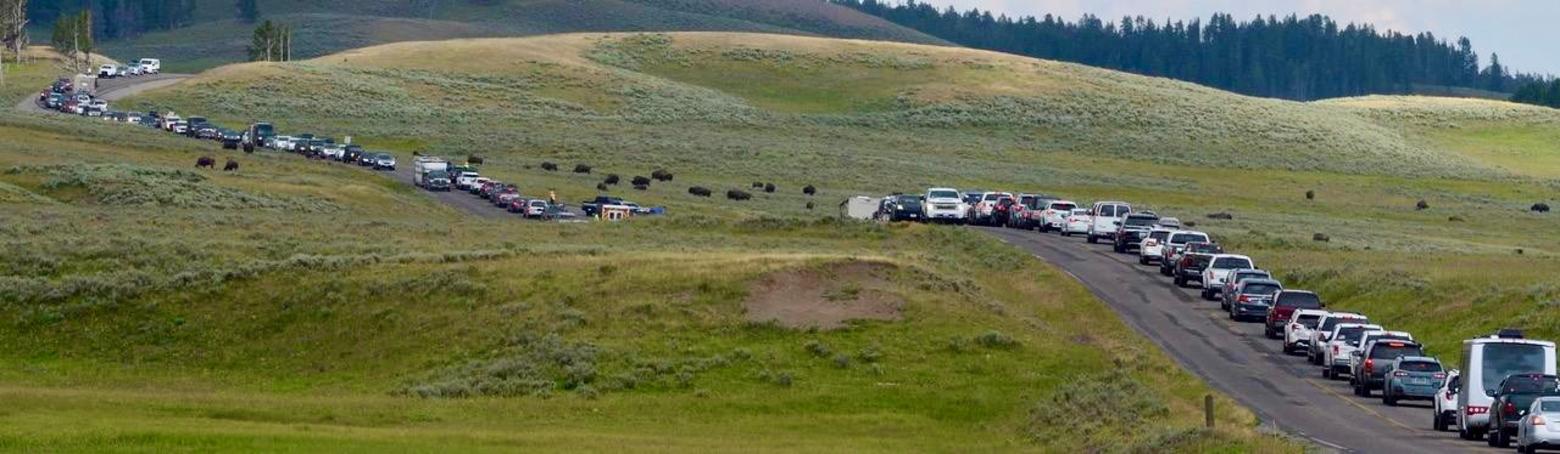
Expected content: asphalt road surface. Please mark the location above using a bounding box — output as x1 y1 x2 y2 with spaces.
16 73 190 113
978 226 1491 453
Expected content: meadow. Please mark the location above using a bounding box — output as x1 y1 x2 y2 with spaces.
0 52 1297 450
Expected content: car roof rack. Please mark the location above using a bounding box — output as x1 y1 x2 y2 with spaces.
1496 328 1525 339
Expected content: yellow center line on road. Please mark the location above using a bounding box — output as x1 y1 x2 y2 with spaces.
1304 378 1418 432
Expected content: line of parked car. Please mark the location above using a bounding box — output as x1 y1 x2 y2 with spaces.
97 58 162 78
887 189 1560 452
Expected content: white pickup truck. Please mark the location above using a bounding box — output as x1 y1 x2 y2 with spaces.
1086 201 1132 244
922 187 967 223
1200 254 1255 300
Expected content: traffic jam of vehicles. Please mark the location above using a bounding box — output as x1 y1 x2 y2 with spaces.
878 190 1560 452
30 63 1560 451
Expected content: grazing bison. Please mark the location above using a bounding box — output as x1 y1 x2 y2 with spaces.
541 162 558 171
196 156 215 168
763 183 776 193
633 184 648 191
1206 212 1233 220
596 183 608 191
652 169 674 182
468 155 484 165
224 159 239 172
688 186 712 197
1415 199 1429 210
751 182 764 189
803 185 816 196
727 190 752 201
1305 190 1315 200
1313 233 1330 242
604 174 620 185
631 176 651 186
805 201 815 210
574 164 592 174
1532 203 1551 213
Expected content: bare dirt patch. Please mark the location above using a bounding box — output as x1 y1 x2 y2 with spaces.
743 261 904 330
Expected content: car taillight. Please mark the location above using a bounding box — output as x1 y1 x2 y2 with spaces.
1537 415 1548 426
1445 390 1455 400
1392 371 1408 377
1238 295 1251 303
1364 359 1373 374
1506 402 1519 416
1291 323 1300 329
1332 345 1339 355
1432 373 1446 380
1467 406 1488 415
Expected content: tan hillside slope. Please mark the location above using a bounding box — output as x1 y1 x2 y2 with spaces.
129 33 1547 185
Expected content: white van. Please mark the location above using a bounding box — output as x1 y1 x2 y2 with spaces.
1086 201 1132 244
1458 333 1558 440
138 58 162 74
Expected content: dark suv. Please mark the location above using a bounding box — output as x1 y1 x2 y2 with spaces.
1265 290 1325 339
1352 339 1425 397
1112 213 1161 254
1488 374 1560 447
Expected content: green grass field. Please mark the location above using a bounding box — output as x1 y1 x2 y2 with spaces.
0 48 1299 451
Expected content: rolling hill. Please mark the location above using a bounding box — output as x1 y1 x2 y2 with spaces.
99 0 948 72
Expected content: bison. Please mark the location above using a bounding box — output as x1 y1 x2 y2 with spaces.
541 162 558 171
1415 199 1429 210
1532 203 1550 213
1305 189 1315 200
574 164 592 174
631 176 651 186
1206 212 1233 220
803 185 817 196
688 186 712 197
196 156 215 169
805 201 815 210
468 155 484 165
727 190 752 201
763 183 776 193
1313 233 1330 242
604 174 621 185
223 159 239 172
652 169 674 182
751 182 764 189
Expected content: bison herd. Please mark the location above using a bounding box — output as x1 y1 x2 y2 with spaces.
531 161 821 205
195 156 239 172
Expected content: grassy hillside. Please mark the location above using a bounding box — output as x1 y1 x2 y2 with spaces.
100 0 947 72
118 32 1560 378
0 55 1292 450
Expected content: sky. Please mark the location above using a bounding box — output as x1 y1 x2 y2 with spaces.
931 0 1558 75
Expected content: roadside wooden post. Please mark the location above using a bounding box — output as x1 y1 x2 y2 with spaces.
1204 394 1215 428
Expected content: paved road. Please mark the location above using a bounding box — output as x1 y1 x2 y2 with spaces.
978 226 1489 453
387 165 507 219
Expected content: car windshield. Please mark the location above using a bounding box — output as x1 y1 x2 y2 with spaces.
983 194 1001 201
1149 231 1170 241
1098 205 1117 217
1235 272 1269 281
1398 361 1442 373
1050 203 1076 211
1319 317 1362 331
1188 243 1222 253
1212 257 1253 269
1297 314 1323 328
1071 209 1089 215
1543 401 1560 412
1169 233 1204 244
1243 283 1282 295
1484 344 1552 396
1503 376 1560 394
895 196 919 204
1125 216 1157 227
1337 327 1371 342
1370 342 1423 359
1279 293 1323 309
929 190 959 199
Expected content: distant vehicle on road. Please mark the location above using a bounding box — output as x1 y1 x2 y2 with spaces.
1226 278 1282 322
1200 254 1254 300
1158 231 1210 276
1458 332 1558 441
1488 374 1560 448
1085 201 1131 244
1219 269 1273 310
1435 370 1462 431
1037 200 1077 232
138 58 162 74
1283 309 1328 354
1307 312 1367 364
1112 212 1159 254
1321 323 1383 380
1266 290 1325 339
1353 336 1423 396
922 188 967 223
1062 208 1091 237
1516 396 1560 452
1380 356 1445 406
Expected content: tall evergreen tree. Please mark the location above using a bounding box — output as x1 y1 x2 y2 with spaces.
832 0 1542 100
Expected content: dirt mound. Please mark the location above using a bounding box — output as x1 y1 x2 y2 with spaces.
743 261 903 330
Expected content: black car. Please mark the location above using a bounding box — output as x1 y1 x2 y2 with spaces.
1489 374 1560 447
884 194 924 222
1112 212 1161 253
342 144 365 163
220 130 242 150
185 117 210 137
357 150 375 166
